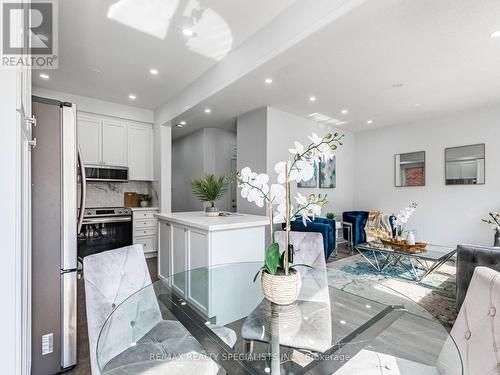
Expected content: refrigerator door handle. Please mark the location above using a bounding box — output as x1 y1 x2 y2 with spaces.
77 146 86 234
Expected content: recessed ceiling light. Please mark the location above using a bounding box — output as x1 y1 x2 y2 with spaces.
340 320 346 325
414 103 421 107
149 68 159 75
309 96 316 102
392 83 404 88
204 108 211 114
128 94 136 100
264 78 273 84
175 123 184 128
39 73 50 79
490 30 500 38
182 28 194 37
341 109 348 114
367 119 373 124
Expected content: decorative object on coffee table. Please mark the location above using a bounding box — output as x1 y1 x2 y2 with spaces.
395 202 418 239
481 211 500 247
238 132 344 304
191 174 228 217
326 212 335 219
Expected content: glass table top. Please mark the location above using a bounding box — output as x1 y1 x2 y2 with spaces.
357 240 457 261
96 262 462 374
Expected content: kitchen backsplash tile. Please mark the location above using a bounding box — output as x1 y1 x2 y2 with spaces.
83 181 152 208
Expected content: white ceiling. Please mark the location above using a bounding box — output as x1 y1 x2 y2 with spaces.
32 0 296 109
172 0 500 138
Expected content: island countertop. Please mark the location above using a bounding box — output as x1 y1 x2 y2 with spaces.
155 211 269 232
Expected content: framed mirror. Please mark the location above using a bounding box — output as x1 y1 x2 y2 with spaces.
395 151 425 187
445 144 485 185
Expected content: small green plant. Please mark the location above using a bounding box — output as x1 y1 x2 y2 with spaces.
253 243 310 281
191 174 228 207
326 212 335 219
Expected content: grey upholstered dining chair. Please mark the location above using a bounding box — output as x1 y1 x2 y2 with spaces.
83 244 235 375
446 266 500 375
242 231 333 353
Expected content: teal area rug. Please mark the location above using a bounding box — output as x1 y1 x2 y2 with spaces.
327 253 458 328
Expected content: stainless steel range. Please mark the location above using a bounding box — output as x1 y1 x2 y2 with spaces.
78 207 133 259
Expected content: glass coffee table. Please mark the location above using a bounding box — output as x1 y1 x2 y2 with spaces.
96 262 462 374
355 240 457 281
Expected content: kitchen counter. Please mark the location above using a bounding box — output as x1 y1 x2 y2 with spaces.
155 211 268 232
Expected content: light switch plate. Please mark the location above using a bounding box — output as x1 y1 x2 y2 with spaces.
42 333 53 355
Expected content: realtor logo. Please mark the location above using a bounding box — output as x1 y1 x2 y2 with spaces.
1 0 58 69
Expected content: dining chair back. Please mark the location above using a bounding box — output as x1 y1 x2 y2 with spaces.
448 266 500 375
83 245 160 375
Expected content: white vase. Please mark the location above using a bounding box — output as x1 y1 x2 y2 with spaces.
406 231 415 245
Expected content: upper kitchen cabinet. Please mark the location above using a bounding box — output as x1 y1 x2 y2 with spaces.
77 112 153 180
78 115 102 165
101 120 127 166
127 123 153 181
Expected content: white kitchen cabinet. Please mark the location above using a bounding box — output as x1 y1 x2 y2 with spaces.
132 208 158 258
102 120 127 166
78 115 102 165
127 124 153 180
156 211 267 321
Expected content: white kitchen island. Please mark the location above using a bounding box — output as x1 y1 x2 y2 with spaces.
156 211 268 320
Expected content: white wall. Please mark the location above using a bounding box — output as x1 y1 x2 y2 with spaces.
172 128 236 212
267 108 355 217
236 108 268 215
354 105 500 247
235 107 355 218
172 129 205 212
0 70 21 374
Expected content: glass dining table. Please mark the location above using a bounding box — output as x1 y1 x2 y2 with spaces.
96 262 462 374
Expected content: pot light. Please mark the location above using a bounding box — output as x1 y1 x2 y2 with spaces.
341 109 348 114
39 73 50 79
204 108 211 114
182 28 194 37
309 96 316 102
149 68 159 75
340 320 346 325
264 78 273 84
128 94 136 100
175 121 186 128
367 119 373 124
490 30 500 38
414 103 421 107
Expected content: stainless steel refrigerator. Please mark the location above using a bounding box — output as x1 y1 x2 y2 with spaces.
32 96 78 374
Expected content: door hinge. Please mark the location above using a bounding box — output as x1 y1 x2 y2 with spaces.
26 115 37 127
28 138 37 149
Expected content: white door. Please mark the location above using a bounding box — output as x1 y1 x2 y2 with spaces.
77 116 102 165
158 222 171 280
171 225 187 296
102 120 127 166
127 124 153 180
187 229 209 315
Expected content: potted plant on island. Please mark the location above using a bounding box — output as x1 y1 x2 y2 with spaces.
237 132 343 305
191 174 228 217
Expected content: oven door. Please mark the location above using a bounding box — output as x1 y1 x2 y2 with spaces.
77 216 132 259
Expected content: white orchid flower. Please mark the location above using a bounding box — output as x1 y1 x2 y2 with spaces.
270 184 285 205
288 141 305 156
295 192 308 206
295 160 315 182
276 161 300 183
308 132 323 145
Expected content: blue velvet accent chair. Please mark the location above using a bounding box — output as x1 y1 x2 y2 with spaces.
287 217 336 260
342 211 369 245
